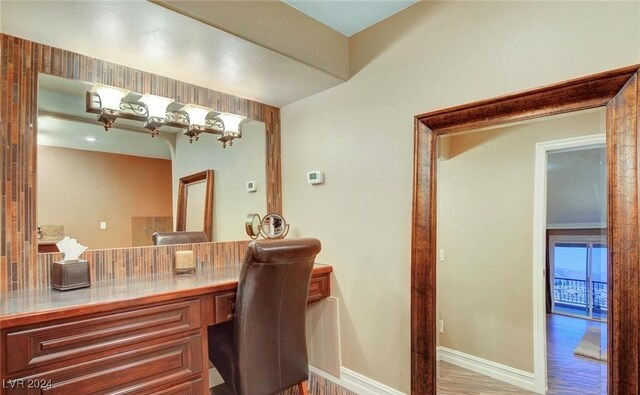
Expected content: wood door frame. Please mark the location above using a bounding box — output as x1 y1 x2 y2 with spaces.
412 64 640 394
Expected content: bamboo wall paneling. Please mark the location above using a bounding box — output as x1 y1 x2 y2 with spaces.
0 33 282 292
412 65 640 394
606 71 640 394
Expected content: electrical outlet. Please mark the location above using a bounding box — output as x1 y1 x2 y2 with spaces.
100 221 107 230
439 320 444 333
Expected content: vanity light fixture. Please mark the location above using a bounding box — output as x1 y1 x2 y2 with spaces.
87 84 148 131
217 113 248 148
86 84 246 147
139 94 174 137
182 104 224 143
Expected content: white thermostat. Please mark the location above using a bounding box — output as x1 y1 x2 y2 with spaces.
307 171 324 185
246 181 257 192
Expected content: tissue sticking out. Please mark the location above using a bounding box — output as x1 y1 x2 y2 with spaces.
55 236 88 262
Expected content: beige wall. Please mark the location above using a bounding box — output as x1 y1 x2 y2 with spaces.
173 121 267 241
281 2 640 392
156 0 349 79
437 110 603 373
37 146 172 250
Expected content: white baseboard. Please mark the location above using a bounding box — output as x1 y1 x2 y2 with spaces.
310 365 406 395
437 347 536 392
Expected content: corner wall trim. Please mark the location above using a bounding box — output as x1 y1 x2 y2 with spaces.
437 347 536 392
309 366 406 395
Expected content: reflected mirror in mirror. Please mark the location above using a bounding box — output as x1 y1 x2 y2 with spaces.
185 181 206 232
177 170 214 241
37 74 266 251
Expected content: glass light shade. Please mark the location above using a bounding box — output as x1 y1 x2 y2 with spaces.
219 113 246 133
92 84 129 110
139 95 173 118
182 104 211 126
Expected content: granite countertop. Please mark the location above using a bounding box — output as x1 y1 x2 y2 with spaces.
0 263 331 320
0 265 242 319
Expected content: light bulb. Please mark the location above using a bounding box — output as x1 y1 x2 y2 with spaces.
92 84 129 110
139 94 173 118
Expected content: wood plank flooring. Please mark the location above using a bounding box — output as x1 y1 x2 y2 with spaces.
546 314 606 395
438 313 606 394
212 314 606 394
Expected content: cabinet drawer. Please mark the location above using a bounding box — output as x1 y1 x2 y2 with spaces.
214 292 236 324
308 275 330 303
146 378 203 395
212 274 331 324
9 334 203 395
6 300 201 374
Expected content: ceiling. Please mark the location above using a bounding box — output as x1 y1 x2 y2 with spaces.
1 0 345 107
282 0 417 37
1 0 419 107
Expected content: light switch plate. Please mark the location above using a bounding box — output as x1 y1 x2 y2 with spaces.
246 181 257 192
100 221 107 230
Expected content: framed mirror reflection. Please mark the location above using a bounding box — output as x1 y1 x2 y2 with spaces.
37 74 267 250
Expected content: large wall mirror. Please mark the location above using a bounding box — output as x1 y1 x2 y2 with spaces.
37 74 267 251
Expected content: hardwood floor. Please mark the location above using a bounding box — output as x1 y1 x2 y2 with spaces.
437 361 531 394
437 313 606 394
211 314 606 394
546 314 606 395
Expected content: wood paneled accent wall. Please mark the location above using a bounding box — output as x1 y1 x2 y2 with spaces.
412 65 640 394
0 34 281 292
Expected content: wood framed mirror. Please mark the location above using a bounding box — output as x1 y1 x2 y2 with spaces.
0 34 283 292
177 170 214 241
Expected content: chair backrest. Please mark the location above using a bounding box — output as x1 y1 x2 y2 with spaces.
152 231 208 246
233 238 321 395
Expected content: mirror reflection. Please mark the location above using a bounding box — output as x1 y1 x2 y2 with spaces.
37 74 266 251
436 108 607 393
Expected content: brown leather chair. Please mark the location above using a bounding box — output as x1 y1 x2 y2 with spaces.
152 231 208 245
208 238 321 395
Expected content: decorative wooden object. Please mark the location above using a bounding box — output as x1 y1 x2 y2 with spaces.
0 33 282 292
176 170 215 242
412 65 640 394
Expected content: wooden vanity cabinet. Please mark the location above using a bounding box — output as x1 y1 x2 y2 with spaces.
0 266 332 394
1 298 212 395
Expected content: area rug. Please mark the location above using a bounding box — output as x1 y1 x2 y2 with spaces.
574 326 607 361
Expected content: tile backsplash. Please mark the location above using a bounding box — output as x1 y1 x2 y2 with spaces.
15 240 251 292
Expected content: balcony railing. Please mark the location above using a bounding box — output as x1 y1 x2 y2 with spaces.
554 277 607 312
